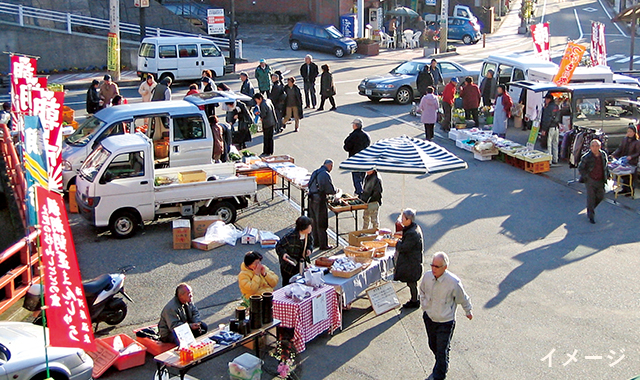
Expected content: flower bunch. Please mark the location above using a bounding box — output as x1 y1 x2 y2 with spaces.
271 340 297 379
452 108 466 124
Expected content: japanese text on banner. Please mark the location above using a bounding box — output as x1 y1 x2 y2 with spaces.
10 55 38 132
553 42 586 86
36 186 96 352
590 22 607 67
531 23 550 61
30 88 64 191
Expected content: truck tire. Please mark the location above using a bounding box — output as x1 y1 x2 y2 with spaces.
209 201 237 224
159 73 175 83
109 211 138 239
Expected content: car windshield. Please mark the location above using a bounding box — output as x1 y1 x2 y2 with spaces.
326 26 343 39
392 61 424 75
65 116 106 147
79 145 111 183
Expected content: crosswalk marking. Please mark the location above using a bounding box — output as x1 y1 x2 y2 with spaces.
606 54 625 61
615 55 640 64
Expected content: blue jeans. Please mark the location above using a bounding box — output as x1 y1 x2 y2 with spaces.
351 172 365 195
423 313 455 380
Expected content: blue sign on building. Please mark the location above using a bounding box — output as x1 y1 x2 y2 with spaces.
340 14 357 38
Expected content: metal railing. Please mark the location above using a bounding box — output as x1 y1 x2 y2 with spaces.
0 2 243 58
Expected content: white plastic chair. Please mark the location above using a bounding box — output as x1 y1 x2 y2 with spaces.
380 31 395 49
410 31 422 49
402 29 414 49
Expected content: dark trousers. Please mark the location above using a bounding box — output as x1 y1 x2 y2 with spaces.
303 80 317 107
274 106 284 132
442 102 452 131
280 268 296 286
585 179 605 220
482 95 492 107
424 123 435 141
162 322 209 344
319 95 335 109
309 193 329 248
465 108 479 127
351 171 366 195
423 313 455 380
407 281 418 302
262 124 274 156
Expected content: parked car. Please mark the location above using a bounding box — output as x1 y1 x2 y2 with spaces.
358 59 479 104
426 16 482 45
289 22 357 58
0 322 94 380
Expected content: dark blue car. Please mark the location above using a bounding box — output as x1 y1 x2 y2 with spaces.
289 22 357 58
427 16 482 45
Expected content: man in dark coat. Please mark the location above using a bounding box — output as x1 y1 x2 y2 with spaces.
239 72 255 107
360 169 383 230
343 118 371 195
300 54 319 108
417 65 434 97
283 77 304 132
308 159 337 250
479 69 497 107
226 101 252 149
268 73 286 133
394 208 424 308
540 92 559 162
86 80 100 114
253 93 277 156
158 283 207 344
578 140 609 224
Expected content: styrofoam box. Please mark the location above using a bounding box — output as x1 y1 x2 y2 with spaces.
474 152 492 161
448 130 459 140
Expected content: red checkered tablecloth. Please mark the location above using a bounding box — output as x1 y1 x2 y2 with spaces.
272 285 341 353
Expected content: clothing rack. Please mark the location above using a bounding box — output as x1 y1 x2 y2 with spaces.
563 126 608 185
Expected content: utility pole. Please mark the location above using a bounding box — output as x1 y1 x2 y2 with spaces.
108 0 120 81
439 0 449 54
229 0 236 66
136 0 150 41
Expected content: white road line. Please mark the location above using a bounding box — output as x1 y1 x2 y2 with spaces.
615 55 640 63
606 54 625 61
597 0 627 37
334 78 363 84
344 91 359 95
574 10 584 40
64 101 87 105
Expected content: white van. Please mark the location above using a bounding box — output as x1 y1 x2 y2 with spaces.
137 37 225 81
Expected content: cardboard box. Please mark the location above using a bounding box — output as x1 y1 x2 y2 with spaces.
173 219 191 250
192 215 222 238
347 228 378 246
241 227 259 244
191 237 225 251
473 152 492 161
178 170 206 184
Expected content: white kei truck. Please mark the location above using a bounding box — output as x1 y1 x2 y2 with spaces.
75 133 256 239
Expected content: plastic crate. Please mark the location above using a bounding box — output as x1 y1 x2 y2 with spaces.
249 169 276 185
133 326 176 357
99 334 147 371
524 161 550 174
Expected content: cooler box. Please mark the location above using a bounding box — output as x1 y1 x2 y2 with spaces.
99 334 147 371
229 353 262 380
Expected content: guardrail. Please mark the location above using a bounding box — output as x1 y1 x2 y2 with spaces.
0 2 243 59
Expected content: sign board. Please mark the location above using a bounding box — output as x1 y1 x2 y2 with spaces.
207 9 225 35
134 0 150 7
526 121 540 149
366 282 401 316
425 0 437 6
107 33 119 72
531 23 550 61
312 292 329 325
174 323 197 348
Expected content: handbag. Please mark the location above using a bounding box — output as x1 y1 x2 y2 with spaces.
454 97 463 109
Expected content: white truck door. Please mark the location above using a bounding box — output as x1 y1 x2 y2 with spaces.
177 43 201 80
170 115 213 167
94 150 154 226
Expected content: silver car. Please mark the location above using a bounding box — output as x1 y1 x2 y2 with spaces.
0 322 93 380
358 59 479 104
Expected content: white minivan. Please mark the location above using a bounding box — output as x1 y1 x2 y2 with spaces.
137 37 225 81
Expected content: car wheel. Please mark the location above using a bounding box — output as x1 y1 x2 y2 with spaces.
109 210 138 239
30 372 68 380
290 40 300 51
104 298 127 325
368 97 381 103
159 73 174 83
462 35 473 45
334 47 345 58
395 86 413 105
209 201 237 224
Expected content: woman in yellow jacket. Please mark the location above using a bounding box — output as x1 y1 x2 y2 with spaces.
238 251 279 298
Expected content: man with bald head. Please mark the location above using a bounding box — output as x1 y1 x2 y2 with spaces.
158 283 208 344
420 252 472 380
578 139 609 224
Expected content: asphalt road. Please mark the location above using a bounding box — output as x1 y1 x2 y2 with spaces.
55 3 640 380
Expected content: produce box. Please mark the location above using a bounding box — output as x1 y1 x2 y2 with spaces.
178 170 206 184
448 130 460 141
192 215 222 238
172 220 191 250
473 152 492 161
241 227 258 244
524 160 550 174
348 228 378 246
99 334 147 371
192 237 225 251
331 266 363 278
245 168 276 185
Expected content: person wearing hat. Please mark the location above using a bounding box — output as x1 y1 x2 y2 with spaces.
441 77 458 132
255 59 272 96
99 74 119 108
308 159 338 250
540 92 560 164
343 118 371 195
86 79 101 114
360 168 383 230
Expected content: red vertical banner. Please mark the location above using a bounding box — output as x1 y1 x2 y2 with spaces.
31 89 64 191
590 22 607 66
10 55 38 132
553 42 586 86
36 186 96 352
531 23 550 61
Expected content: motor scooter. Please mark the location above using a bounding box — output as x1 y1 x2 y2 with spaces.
23 266 135 331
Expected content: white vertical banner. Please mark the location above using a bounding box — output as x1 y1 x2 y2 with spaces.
531 23 550 61
590 22 607 66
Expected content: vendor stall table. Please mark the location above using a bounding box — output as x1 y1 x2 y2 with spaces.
613 172 635 199
272 285 341 353
323 247 396 307
154 320 280 380
271 171 309 216
329 203 368 245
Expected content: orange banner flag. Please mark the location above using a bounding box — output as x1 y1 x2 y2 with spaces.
553 42 586 86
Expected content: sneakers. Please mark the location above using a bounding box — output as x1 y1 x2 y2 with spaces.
402 300 420 309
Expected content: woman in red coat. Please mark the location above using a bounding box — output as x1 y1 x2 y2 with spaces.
459 76 481 127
